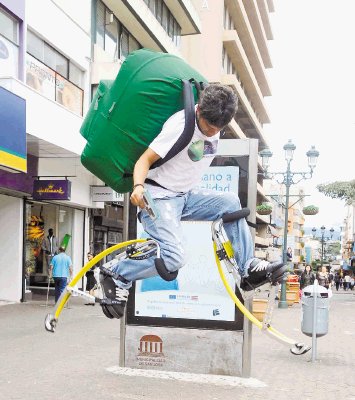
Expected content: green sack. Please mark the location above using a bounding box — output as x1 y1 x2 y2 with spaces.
80 48 207 193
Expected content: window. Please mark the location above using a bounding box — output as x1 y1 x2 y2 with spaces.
44 43 68 77
0 7 19 44
69 62 84 89
120 28 129 60
27 30 44 60
96 1 105 48
155 0 162 23
0 8 19 78
95 1 142 61
161 3 168 31
26 30 84 115
129 36 140 54
105 17 119 60
143 0 181 46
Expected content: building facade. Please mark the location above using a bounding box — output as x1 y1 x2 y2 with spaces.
342 202 355 268
0 0 275 302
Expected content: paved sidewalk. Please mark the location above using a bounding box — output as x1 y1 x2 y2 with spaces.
0 289 354 400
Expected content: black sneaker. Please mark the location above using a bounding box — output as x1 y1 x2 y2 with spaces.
241 259 286 291
99 274 129 319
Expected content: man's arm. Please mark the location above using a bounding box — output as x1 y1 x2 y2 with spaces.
130 147 160 208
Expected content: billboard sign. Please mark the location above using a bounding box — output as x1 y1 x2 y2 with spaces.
127 166 243 330
0 86 26 173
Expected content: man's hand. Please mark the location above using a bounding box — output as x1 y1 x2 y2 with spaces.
130 185 145 208
131 148 160 209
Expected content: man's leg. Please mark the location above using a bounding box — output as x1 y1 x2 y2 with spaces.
181 189 252 275
100 195 187 318
53 277 60 303
181 189 285 287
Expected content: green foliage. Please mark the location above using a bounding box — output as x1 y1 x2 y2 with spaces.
256 203 272 212
302 205 319 215
311 260 318 271
327 241 341 257
317 180 355 203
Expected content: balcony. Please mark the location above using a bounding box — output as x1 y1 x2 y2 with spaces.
242 0 272 68
226 118 247 139
103 0 201 55
256 0 273 40
221 74 267 147
223 29 270 123
257 182 268 202
255 235 271 247
225 0 271 96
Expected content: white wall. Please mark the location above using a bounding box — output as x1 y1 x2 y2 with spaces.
25 0 91 70
25 0 92 113
52 0 92 34
38 157 100 208
0 195 23 302
72 208 85 277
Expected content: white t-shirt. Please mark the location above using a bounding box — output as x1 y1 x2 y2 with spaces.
146 106 220 197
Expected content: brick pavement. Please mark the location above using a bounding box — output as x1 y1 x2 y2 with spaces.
0 289 354 400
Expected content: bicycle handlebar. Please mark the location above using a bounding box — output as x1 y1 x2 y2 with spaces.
222 208 250 223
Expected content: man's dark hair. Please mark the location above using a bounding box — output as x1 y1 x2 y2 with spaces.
198 84 238 128
59 246 65 252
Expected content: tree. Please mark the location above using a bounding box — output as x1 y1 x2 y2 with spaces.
317 180 355 203
326 242 341 259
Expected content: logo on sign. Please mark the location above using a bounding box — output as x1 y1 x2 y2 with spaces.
136 334 166 367
33 180 71 200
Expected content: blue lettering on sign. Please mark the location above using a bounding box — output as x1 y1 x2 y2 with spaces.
198 167 239 193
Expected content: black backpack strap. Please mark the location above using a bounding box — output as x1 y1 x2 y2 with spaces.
150 79 196 169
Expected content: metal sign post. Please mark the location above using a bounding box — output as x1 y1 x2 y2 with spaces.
311 279 318 362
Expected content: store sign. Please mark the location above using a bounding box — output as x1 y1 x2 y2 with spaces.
33 180 71 200
91 186 124 202
0 86 26 173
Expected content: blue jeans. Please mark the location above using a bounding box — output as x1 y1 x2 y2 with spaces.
53 277 67 302
113 189 254 289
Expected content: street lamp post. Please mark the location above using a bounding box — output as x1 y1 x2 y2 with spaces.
312 226 334 265
260 140 319 309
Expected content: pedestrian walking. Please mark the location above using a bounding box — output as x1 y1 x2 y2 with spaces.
344 274 350 291
300 265 315 289
316 266 330 289
334 273 341 291
85 252 96 305
49 246 73 303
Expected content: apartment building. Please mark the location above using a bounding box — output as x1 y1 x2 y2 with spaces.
181 0 275 258
263 182 306 265
0 0 275 302
342 202 355 268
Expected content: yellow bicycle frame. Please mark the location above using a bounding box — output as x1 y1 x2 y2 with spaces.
53 239 146 320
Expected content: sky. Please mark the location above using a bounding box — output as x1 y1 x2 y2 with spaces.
263 0 354 231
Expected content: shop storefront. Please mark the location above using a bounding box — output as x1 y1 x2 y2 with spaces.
0 167 86 302
24 200 84 297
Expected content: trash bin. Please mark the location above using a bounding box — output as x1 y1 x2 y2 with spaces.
301 283 329 337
